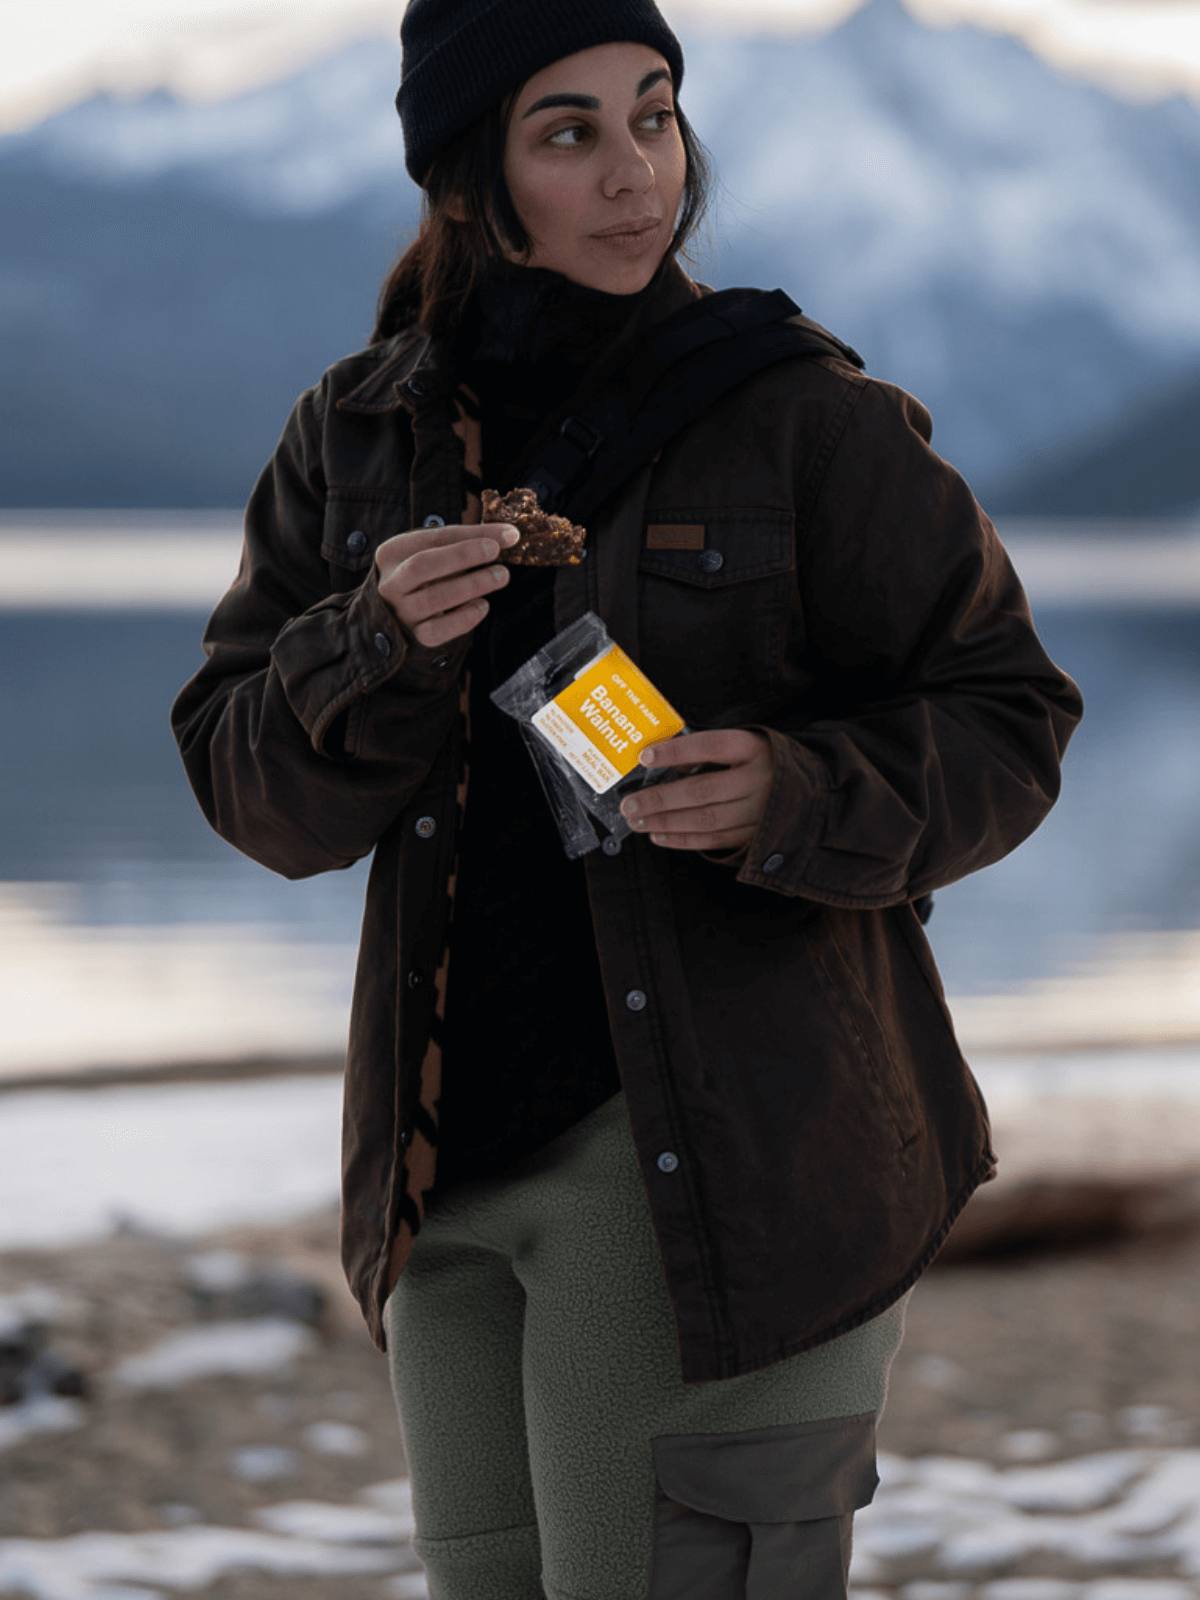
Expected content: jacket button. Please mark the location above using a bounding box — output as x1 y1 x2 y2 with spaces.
346 529 368 554
407 377 428 397
373 633 392 657
763 853 784 874
431 655 450 669
399 1125 414 1150
602 836 622 857
423 514 445 528
407 969 425 990
657 1151 679 1173
625 989 647 1012
697 549 724 573
415 816 437 839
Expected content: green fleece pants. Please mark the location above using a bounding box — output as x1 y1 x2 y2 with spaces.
385 1092 907 1600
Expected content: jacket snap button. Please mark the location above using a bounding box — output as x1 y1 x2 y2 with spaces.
431 655 450 669
346 529 368 554
407 377 427 397
415 816 437 839
407 969 425 990
763 853 784 874
697 548 724 573
399 1125 414 1150
423 514 445 528
657 1151 679 1173
373 633 392 658
625 989 647 1012
602 836 622 857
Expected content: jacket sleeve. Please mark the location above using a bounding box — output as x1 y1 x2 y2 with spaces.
170 380 468 880
737 373 1083 906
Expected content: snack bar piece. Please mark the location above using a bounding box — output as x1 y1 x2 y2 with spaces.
482 487 587 566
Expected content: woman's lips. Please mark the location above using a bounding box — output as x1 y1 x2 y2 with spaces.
590 217 664 254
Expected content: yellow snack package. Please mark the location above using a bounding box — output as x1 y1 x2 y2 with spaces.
532 643 685 795
490 612 688 858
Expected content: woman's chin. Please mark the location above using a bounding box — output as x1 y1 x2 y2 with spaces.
533 237 671 297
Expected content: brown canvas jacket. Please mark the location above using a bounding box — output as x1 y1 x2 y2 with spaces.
172 287 1083 1382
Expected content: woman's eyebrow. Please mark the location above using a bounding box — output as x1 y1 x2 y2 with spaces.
523 92 599 118
522 68 671 120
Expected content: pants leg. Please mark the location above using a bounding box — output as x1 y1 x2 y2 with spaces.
385 1224 542 1599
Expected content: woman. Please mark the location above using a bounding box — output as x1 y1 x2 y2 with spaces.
173 1 1082 1595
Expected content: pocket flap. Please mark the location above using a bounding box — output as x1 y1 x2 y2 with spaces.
652 1413 878 1525
639 508 794 588
320 498 401 570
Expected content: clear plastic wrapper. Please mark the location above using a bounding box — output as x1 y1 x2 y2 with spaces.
490 612 689 858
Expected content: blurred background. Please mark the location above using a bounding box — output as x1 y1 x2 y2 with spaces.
2 1 1200 1595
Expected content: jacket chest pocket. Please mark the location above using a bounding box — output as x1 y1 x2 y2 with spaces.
320 498 407 594
636 508 796 723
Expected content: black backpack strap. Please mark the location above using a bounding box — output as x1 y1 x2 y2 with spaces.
502 288 863 524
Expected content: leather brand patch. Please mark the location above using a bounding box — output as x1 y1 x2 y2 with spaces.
646 523 705 551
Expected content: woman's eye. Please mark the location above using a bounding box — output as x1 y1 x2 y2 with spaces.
546 123 590 149
640 107 675 133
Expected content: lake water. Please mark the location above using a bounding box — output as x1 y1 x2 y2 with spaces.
2 519 1199 1073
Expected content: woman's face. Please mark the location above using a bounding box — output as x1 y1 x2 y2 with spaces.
503 42 687 295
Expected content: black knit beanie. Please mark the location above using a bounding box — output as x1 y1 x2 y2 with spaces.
396 0 685 186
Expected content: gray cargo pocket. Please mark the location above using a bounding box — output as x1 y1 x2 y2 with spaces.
648 1412 878 1600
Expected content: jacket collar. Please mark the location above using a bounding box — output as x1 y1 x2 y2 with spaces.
335 328 452 415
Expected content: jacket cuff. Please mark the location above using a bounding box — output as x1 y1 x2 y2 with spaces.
734 727 828 894
272 568 464 756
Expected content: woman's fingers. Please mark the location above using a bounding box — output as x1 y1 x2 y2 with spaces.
376 524 518 642
618 729 775 851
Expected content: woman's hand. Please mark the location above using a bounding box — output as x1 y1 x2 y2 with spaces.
619 729 775 852
375 523 519 650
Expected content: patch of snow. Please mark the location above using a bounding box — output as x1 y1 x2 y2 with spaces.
859 1449 1200 1581
0 1394 86 1454
0 1283 80 1335
256 1499 410 1544
362 1479 415 1519
110 1318 314 1390
0 1524 401 1600
229 1446 301 1483
303 1420 369 1456
914 1355 967 1392
154 1505 200 1528
981 1584 1081 1600
1000 1430 1061 1462
998 1453 1147 1514
183 1250 254 1294
385 1576 429 1599
1083 1585 1197 1600
1118 1407 1178 1441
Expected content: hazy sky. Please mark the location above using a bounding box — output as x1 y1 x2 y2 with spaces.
3 0 1200 132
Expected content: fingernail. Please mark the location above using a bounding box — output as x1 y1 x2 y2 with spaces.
622 799 640 818
500 526 520 546
480 537 498 559
651 833 667 844
640 748 655 766
492 566 509 586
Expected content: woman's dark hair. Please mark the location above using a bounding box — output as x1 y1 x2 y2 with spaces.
372 95 712 347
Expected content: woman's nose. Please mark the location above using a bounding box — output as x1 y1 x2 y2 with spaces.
601 138 655 198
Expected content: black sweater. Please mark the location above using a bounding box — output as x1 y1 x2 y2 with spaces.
432 267 667 1190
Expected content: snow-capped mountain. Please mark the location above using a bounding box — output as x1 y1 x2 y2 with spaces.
4 0 1200 509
